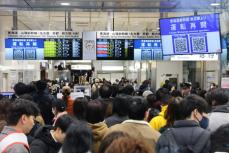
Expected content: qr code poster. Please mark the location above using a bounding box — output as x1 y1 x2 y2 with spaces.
190 33 208 53
25 49 36 60
13 49 24 60
141 49 152 60
172 35 189 54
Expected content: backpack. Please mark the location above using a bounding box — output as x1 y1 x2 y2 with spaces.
157 129 193 153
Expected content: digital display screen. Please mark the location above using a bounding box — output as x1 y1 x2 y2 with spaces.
160 14 221 55
96 39 134 60
5 38 44 60
44 39 82 60
134 39 162 60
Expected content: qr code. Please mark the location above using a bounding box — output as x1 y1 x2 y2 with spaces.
141 50 152 60
174 38 188 53
191 37 206 52
13 49 24 60
25 49 36 59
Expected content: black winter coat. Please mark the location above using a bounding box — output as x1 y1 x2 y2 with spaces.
33 92 55 125
30 126 61 153
211 123 229 152
156 120 211 153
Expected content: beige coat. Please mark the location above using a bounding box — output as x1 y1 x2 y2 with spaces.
88 122 108 153
105 120 160 153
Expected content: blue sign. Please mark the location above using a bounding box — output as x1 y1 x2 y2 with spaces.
5 38 44 60
160 14 221 55
134 39 162 60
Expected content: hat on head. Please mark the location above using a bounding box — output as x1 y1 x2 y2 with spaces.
142 90 153 98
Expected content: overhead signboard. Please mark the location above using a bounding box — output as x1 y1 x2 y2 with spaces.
96 39 134 60
97 31 160 39
5 38 44 60
7 30 81 38
134 39 162 60
160 14 221 56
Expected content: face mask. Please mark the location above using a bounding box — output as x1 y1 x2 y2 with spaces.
199 116 209 129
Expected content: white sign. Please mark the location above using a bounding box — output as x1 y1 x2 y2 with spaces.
83 32 97 60
7 30 82 38
221 77 229 89
170 54 219 61
71 65 92 70
97 31 160 39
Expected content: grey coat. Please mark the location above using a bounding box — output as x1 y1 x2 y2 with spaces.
156 120 211 153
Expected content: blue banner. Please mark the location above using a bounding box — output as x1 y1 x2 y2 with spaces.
160 14 220 35
5 38 44 48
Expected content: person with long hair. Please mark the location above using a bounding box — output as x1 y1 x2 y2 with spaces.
59 121 93 153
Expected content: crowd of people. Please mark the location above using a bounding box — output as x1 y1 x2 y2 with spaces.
0 78 228 153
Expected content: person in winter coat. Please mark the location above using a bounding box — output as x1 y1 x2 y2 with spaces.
62 86 74 115
58 121 93 153
150 88 171 131
207 88 229 132
33 80 55 125
105 96 160 153
30 115 73 153
85 100 108 153
156 95 211 153
211 123 229 152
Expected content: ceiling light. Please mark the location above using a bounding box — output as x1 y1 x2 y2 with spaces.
210 3 220 6
61 2 70 6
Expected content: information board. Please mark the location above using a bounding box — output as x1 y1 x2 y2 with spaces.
134 39 162 60
5 38 44 60
160 14 221 55
44 38 82 60
96 39 134 60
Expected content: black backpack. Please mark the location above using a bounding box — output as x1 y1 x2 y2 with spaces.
157 129 193 153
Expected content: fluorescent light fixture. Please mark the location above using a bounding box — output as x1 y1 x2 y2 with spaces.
210 3 220 6
102 66 124 71
60 2 70 6
71 65 92 70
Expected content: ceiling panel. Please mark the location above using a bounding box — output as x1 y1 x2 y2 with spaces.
0 0 227 12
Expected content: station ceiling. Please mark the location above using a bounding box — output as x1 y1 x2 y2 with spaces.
0 0 227 12
0 0 228 32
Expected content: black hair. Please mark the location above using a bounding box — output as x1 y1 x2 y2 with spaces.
0 94 4 100
19 94 34 101
99 131 129 153
210 88 229 106
111 84 119 98
73 97 88 120
7 99 40 126
119 85 134 96
99 84 112 99
54 114 73 132
156 88 170 105
35 80 47 93
171 90 182 98
26 84 36 94
146 94 160 109
14 82 27 96
53 99 67 112
179 94 209 119
197 90 207 99
0 98 11 120
86 100 105 124
62 121 92 153
128 96 148 120
112 96 130 117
